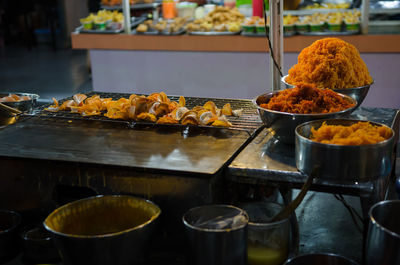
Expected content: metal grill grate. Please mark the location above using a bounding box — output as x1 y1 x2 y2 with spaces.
35 92 263 136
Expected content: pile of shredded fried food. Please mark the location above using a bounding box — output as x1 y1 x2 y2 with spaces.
45 92 243 127
311 121 392 145
259 83 355 114
286 38 373 89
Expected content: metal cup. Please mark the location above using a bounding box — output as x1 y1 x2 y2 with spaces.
182 204 248 265
365 200 400 265
0 210 21 262
241 201 291 265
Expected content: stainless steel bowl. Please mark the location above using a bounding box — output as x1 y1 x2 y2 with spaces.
366 200 400 265
281 75 372 108
253 92 357 144
284 253 359 265
44 195 161 265
295 119 395 182
281 75 295 89
0 92 39 113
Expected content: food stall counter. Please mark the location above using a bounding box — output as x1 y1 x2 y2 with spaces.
71 33 400 52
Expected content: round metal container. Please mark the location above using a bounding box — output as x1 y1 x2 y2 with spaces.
253 92 357 144
0 210 22 262
0 92 39 113
20 224 60 263
295 119 395 181
365 200 400 265
284 253 359 265
183 204 248 265
281 75 372 108
44 195 161 265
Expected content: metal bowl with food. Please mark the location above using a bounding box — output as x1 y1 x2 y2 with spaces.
295 119 395 182
253 92 357 144
43 195 161 265
0 92 39 113
281 75 372 108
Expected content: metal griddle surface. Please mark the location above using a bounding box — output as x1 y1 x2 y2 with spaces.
0 115 254 176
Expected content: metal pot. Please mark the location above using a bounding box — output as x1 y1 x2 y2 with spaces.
44 195 161 265
295 119 395 181
182 204 248 265
0 210 22 262
365 200 400 265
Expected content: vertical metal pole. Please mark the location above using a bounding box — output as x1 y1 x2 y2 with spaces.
123 0 131 34
269 0 283 91
361 0 369 34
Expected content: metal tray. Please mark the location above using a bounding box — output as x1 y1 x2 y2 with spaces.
133 28 186 35
100 2 161 10
300 30 360 36
75 17 146 34
241 31 297 37
241 31 267 37
189 30 241 36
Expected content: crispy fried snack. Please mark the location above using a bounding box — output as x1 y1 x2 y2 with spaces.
286 38 373 89
46 92 243 127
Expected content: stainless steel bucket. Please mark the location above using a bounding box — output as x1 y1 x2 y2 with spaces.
365 200 400 265
44 195 161 265
295 119 395 181
182 204 248 265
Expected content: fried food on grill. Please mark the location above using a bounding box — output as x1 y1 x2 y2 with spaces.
286 38 373 89
46 95 111 116
46 92 241 127
157 116 179 124
259 83 355 114
311 121 392 145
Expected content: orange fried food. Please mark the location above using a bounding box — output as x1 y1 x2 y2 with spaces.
311 121 392 145
259 83 355 114
136 112 157 122
157 116 179 124
221 103 233 116
73 94 87 106
45 92 242 127
286 38 373 89
212 119 232 127
59 100 76 111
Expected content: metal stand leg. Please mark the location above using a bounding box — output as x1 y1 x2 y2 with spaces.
359 177 387 264
279 187 299 257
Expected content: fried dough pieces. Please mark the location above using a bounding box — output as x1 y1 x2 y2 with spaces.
46 92 243 127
